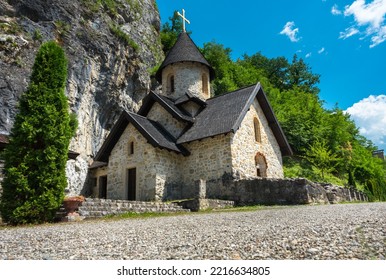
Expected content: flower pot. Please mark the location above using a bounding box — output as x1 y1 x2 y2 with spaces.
63 200 82 216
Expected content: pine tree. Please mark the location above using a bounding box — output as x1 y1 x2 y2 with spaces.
0 41 76 224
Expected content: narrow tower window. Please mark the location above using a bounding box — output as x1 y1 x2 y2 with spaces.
166 74 175 94
254 117 261 143
170 75 175 93
202 74 208 97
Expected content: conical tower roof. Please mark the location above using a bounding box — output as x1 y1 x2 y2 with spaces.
155 32 215 82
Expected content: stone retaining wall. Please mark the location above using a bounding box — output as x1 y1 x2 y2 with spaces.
192 176 368 206
78 198 190 219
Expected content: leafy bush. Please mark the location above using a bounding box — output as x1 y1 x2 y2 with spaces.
0 41 76 225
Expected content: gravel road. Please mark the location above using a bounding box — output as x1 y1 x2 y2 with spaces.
0 202 385 260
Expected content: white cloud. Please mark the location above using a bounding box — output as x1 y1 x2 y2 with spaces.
345 95 386 148
339 26 360 39
280 21 301 42
339 0 386 47
318 47 325 54
344 0 386 28
305 52 312 58
331 4 342 15
370 25 386 47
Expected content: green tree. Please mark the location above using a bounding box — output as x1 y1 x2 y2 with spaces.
272 88 324 154
305 140 338 180
201 41 238 95
0 41 76 225
242 53 289 91
287 54 320 95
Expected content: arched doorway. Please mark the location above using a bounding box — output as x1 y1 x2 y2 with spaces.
255 152 267 178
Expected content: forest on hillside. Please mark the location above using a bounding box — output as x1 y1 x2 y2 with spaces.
159 12 386 201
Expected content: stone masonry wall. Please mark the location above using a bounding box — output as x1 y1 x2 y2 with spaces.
180 101 202 117
152 148 183 201
179 134 233 198
107 123 184 201
202 177 367 205
146 103 187 139
161 62 210 100
89 166 107 198
231 99 284 179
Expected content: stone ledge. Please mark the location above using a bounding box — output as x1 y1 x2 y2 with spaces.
56 198 191 220
177 198 234 212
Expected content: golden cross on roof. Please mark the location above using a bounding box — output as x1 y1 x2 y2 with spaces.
177 9 190 32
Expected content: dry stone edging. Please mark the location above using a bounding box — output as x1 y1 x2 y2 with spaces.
203 177 368 206
57 198 191 220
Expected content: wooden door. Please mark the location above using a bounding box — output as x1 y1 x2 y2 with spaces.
127 168 136 200
99 176 107 199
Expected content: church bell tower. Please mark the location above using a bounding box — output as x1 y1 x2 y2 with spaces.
155 10 215 101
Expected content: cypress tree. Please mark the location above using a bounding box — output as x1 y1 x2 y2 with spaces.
0 41 75 224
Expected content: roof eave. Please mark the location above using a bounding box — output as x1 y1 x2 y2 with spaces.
256 86 293 157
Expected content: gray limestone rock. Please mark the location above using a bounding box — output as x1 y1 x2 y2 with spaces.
0 0 163 193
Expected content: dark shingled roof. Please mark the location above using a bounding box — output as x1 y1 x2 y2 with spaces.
95 111 190 162
174 92 207 107
177 83 293 156
93 83 292 163
138 91 194 123
89 161 108 170
155 32 215 82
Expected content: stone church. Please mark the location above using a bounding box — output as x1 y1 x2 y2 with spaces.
90 32 292 202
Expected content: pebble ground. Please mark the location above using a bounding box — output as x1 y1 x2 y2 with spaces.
0 202 385 260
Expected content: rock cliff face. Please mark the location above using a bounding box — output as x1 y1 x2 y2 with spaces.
0 0 163 195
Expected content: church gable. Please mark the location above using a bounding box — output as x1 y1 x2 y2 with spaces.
107 123 184 201
94 111 189 163
146 102 187 139
139 91 194 123
231 98 284 178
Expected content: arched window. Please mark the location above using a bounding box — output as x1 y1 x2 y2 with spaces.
202 74 208 97
253 117 261 143
255 153 267 178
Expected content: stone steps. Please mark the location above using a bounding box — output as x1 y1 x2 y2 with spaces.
58 198 190 220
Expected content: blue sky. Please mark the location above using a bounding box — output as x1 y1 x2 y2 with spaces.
157 0 386 150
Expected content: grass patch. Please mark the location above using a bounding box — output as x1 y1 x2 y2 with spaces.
0 22 22 35
109 24 139 52
81 0 121 16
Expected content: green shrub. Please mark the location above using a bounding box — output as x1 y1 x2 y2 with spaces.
0 41 76 225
